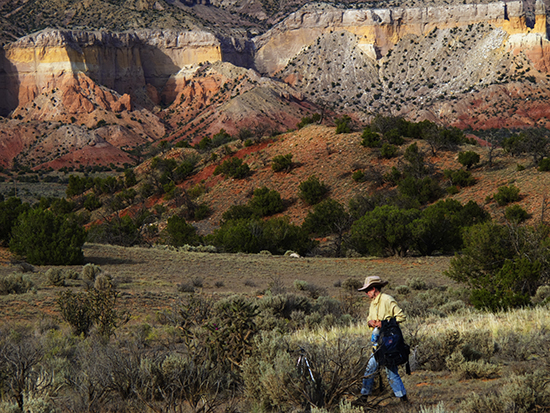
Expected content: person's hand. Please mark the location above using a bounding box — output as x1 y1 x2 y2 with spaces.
368 320 381 328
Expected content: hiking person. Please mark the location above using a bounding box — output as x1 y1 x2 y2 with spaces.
353 275 409 405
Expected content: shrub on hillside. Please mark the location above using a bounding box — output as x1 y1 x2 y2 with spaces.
458 151 481 169
398 176 443 205
360 127 381 148
222 204 256 222
493 185 520 206
213 157 251 179
83 193 102 211
444 169 476 187
505 204 530 223
335 115 352 134
211 129 234 147
249 187 284 217
538 157 550 171
298 175 329 205
297 113 321 129
10 209 86 265
384 128 405 145
380 143 398 158
271 153 293 172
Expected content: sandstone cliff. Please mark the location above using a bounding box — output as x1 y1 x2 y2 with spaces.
0 29 223 116
254 0 547 75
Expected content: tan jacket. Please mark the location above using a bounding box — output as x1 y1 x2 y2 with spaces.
367 292 406 330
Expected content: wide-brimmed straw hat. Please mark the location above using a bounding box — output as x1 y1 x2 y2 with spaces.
358 275 389 292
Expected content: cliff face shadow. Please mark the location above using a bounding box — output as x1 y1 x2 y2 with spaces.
0 48 20 116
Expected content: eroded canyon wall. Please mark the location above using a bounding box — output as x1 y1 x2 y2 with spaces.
0 29 222 115
253 0 548 75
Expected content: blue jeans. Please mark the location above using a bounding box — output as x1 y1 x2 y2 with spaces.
361 355 406 398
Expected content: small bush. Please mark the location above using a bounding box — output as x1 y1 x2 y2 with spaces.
444 169 476 187
191 277 204 288
83 194 102 211
94 273 113 291
380 143 398 158
298 175 329 205
360 128 381 148
335 115 352 134
272 154 293 172
194 204 210 221
249 187 284 217
294 279 309 291
383 166 402 185
242 334 368 410
297 113 321 129
341 278 363 291
177 283 195 293
0 272 34 295
394 285 411 295
46 268 65 287
213 157 251 179
82 263 102 282
64 269 80 280
505 204 530 223
447 354 500 379
384 128 405 145
408 278 428 290
533 285 550 304
458 151 481 169
538 157 550 171
459 370 550 413
351 170 365 182
493 185 520 206
446 185 459 194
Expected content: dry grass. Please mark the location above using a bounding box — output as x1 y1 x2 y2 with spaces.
293 306 550 412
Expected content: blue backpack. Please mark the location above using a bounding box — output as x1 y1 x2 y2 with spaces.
375 318 411 374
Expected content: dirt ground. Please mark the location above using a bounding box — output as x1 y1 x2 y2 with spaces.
0 243 453 323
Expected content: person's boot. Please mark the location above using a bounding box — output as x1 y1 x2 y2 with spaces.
399 394 409 403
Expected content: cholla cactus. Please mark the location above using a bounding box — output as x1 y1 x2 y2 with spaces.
94 273 113 291
82 263 102 282
46 268 65 287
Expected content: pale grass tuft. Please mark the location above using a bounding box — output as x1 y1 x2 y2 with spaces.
293 306 550 363
420 402 453 413
311 399 364 413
